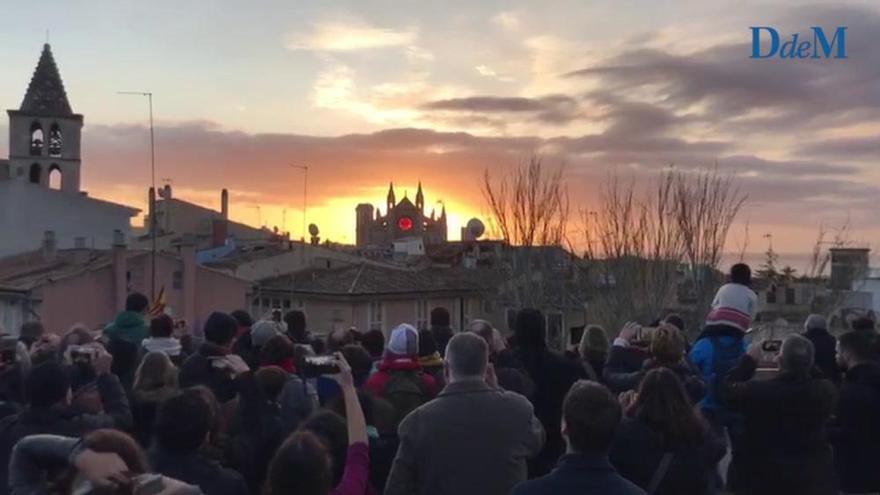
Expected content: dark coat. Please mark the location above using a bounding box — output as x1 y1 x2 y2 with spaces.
514 346 586 477
603 345 650 394
511 453 646 495
225 372 291 495
610 418 725 495
0 372 131 495
179 343 239 403
151 448 249 495
722 355 838 495
829 362 880 493
384 380 545 495
231 331 259 371
803 327 840 383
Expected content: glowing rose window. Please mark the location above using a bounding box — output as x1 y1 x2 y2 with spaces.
397 216 414 232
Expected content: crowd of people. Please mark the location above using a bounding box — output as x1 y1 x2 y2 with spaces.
0 262 878 495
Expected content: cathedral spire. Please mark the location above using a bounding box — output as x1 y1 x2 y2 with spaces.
20 44 74 116
415 181 424 212
386 182 396 210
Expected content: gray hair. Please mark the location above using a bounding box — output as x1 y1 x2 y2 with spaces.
804 314 827 332
780 334 815 374
445 332 488 379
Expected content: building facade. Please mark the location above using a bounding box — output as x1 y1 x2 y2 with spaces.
0 44 137 257
0 232 250 335
355 182 447 249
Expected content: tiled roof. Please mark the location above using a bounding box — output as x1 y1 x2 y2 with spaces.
260 263 502 296
19 44 75 117
0 249 119 291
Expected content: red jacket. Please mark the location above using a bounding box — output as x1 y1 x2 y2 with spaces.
364 354 439 398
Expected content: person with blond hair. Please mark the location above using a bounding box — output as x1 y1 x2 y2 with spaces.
642 325 705 404
132 351 179 446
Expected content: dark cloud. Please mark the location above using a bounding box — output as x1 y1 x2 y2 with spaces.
422 95 582 124
797 136 880 161
566 5 880 132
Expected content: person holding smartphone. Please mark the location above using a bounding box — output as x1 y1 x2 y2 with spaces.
265 352 370 495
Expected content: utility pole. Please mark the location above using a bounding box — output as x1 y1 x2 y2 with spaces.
118 91 157 300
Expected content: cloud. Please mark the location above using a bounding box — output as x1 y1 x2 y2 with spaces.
492 12 521 31
287 21 416 52
565 5 880 132
423 95 581 124
475 65 515 83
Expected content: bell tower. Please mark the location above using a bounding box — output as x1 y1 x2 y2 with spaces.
7 44 83 193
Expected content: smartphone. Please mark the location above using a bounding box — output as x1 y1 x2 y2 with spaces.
302 355 340 378
68 345 97 366
762 339 783 354
133 473 165 495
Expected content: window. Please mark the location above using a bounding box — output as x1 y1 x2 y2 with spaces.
785 287 796 305
172 270 183 290
30 123 43 156
368 301 383 331
48 165 61 190
48 124 62 157
766 289 777 304
282 299 291 309
415 300 429 330
546 312 564 351
29 164 41 184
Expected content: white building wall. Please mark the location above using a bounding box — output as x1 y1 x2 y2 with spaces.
0 181 137 257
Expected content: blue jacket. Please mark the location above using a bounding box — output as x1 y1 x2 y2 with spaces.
689 325 747 411
512 452 646 495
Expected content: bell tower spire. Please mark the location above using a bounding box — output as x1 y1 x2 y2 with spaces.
7 43 83 193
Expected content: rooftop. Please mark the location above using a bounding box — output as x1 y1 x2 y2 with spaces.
260 263 502 296
0 248 131 291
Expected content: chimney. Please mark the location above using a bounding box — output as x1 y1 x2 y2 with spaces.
148 187 156 234
162 184 172 200
221 189 229 220
211 218 228 248
41 231 57 260
178 235 198 328
112 230 128 311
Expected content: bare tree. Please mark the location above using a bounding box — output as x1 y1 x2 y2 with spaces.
581 171 685 331
582 167 746 335
481 156 576 334
806 219 850 279
672 167 747 328
482 155 569 247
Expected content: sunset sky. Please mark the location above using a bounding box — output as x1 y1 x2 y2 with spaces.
1 1 878 257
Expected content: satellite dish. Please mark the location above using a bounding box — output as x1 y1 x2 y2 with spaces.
466 218 485 239
308 223 320 237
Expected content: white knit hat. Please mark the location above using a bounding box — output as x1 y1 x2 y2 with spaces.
706 283 756 332
386 323 419 356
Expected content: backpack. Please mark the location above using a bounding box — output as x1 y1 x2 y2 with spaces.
382 370 428 424
708 335 745 405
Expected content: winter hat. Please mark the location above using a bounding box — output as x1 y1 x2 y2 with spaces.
706 283 755 332
252 320 284 348
386 324 419 357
